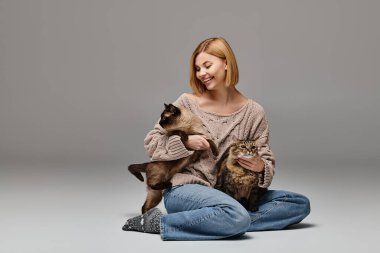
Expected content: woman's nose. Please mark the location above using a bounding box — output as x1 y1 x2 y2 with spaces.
200 68 207 77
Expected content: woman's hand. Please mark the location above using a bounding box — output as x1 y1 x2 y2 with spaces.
184 135 210 151
237 156 265 173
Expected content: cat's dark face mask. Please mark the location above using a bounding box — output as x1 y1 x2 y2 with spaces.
159 114 169 127
159 103 180 127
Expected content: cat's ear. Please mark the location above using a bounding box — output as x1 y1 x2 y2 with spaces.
231 135 239 142
164 103 169 108
168 104 179 114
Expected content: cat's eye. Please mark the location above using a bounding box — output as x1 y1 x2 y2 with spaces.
239 144 246 149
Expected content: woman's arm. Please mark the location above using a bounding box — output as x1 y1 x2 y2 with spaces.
143 94 194 161
144 122 194 161
238 104 275 188
254 111 276 188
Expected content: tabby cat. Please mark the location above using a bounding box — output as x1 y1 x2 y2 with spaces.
215 137 267 211
128 103 218 214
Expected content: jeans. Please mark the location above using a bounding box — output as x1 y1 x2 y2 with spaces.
160 184 310 241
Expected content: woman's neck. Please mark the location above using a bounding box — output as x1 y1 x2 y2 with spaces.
201 87 242 106
194 86 248 114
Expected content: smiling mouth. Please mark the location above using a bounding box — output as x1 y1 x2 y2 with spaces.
203 77 214 84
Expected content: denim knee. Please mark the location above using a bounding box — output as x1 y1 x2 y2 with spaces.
300 195 311 218
220 203 251 236
291 193 311 222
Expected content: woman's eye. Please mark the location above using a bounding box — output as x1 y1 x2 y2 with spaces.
195 65 211 71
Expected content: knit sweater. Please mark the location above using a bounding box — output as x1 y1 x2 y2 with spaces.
143 93 275 188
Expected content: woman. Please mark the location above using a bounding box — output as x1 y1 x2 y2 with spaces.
123 37 310 240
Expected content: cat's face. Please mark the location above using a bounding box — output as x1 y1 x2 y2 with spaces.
159 103 181 128
230 139 258 158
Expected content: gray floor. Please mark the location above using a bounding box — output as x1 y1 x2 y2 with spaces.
1 162 378 253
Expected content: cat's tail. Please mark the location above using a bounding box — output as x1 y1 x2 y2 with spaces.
207 139 219 157
214 146 230 175
128 163 149 182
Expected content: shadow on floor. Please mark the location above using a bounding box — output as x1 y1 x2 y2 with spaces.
284 223 317 230
221 234 254 241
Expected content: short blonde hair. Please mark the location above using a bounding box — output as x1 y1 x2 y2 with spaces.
189 37 239 95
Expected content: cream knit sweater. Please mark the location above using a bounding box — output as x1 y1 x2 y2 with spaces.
143 93 275 188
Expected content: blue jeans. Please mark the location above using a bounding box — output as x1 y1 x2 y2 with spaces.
160 184 310 241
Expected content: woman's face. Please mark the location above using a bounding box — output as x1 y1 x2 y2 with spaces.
195 52 227 91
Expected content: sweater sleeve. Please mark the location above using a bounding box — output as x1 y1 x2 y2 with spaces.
143 94 194 161
252 108 276 188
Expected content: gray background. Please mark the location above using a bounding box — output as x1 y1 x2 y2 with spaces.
1 0 379 252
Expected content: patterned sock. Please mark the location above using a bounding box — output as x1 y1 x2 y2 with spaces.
122 208 162 234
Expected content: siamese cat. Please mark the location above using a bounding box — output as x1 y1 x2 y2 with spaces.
215 137 267 211
128 103 218 214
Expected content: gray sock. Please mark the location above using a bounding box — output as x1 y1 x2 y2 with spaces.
122 208 162 234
